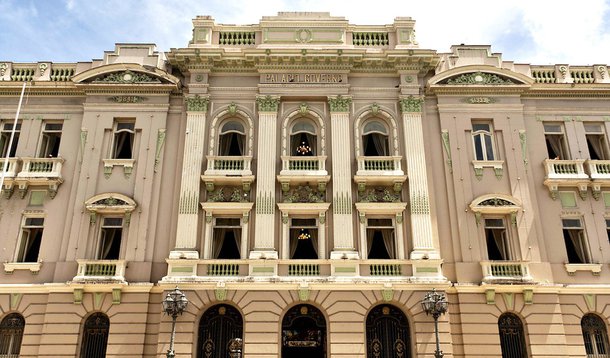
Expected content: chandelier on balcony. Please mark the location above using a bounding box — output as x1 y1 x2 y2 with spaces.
298 229 311 240
296 141 311 155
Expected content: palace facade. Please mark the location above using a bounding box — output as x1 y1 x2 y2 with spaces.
0 11 609 358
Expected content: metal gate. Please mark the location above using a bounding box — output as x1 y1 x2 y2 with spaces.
498 313 528 358
366 305 411 358
282 304 326 358
198 304 243 358
80 312 109 358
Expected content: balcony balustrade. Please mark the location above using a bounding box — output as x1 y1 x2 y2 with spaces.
73 259 126 282
481 261 532 283
354 156 407 188
0 158 19 178
203 156 254 190
543 159 590 199
18 157 64 179
1 157 65 198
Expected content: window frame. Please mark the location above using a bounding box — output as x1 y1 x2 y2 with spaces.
482 217 514 261
38 121 63 158
289 119 318 156
365 217 397 260
0 121 21 158
584 123 609 160
111 119 136 160
217 119 247 157
471 120 497 161
211 217 243 259
361 119 391 157
562 218 592 264
543 122 570 160
581 313 610 357
289 217 319 260
95 217 125 260
14 215 45 263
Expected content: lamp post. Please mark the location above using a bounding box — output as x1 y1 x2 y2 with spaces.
421 289 448 358
162 287 188 358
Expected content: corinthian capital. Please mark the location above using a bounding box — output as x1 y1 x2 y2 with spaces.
256 95 280 112
399 95 423 113
328 95 352 113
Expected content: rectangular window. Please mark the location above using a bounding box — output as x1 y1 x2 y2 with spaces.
290 218 318 259
484 218 512 260
0 122 21 157
112 120 135 159
366 218 395 259
584 123 609 160
97 218 123 260
544 123 569 159
562 218 591 264
16 217 44 262
38 122 63 157
606 219 610 244
212 218 241 259
472 121 496 161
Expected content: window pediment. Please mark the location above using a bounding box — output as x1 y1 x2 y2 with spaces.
441 71 516 85
469 194 521 215
85 193 137 216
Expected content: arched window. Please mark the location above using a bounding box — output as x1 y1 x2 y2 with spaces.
198 304 243 358
282 304 326 358
218 120 246 156
362 120 389 156
290 120 317 156
582 314 609 357
80 312 110 358
0 313 25 357
498 313 528 358
366 305 411 358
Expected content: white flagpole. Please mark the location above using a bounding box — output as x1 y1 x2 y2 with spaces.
0 82 27 196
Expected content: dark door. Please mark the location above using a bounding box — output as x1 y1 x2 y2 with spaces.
366 305 411 358
282 304 326 358
198 304 243 358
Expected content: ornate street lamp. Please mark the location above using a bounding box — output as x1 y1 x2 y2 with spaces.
421 289 448 358
162 287 189 358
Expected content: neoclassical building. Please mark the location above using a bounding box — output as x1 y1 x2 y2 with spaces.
0 11 609 358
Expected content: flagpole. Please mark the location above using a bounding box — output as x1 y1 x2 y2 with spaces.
0 82 27 196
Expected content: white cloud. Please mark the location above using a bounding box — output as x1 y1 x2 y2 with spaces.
1 0 609 64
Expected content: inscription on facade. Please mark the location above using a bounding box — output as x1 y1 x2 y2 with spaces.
263 73 344 84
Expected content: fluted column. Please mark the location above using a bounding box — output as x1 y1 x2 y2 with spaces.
328 96 359 259
250 95 280 259
171 95 209 259
400 96 440 259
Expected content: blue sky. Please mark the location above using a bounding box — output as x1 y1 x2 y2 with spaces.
1 0 609 65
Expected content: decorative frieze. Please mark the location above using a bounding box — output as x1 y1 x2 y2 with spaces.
328 95 351 112
358 187 400 203
282 185 325 203
93 70 161 84
207 187 249 202
444 71 514 85
410 194 430 214
186 95 210 112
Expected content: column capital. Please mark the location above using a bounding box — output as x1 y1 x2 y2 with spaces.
328 95 352 113
399 95 423 113
256 95 280 112
185 95 210 112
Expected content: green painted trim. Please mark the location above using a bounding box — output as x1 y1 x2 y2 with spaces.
399 96 423 113
171 266 194 273
186 95 209 112
415 266 437 273
334 266 356 273
252 266 275 273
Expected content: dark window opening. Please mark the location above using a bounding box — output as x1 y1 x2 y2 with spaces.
213 218 241 259
112 121 135 159
290 219 318 260
363 133 389 156
0 122 21 158
282 304 326 358
219 133 245 156
485 219 510 260
367 219 395 259
582 314 610 357
366 305 411 358
562 219 590 264
98 218 123 260
39 123 62 157
16 217 44 263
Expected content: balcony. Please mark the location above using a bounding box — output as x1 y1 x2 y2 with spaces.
354 156 407 188
202 155 254 191
163 258 445 282
543 159 590 199
2 157 64 198
73 259 126 282
481 261 533 283
277 155 330 189
586 160 610 199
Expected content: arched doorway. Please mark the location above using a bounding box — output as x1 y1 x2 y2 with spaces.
282 304 326 358
366 304 411 358
197 304 243 358
79 312 109 358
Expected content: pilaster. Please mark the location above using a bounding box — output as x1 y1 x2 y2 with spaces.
399 96 440 260
250 95 280 259
170 95 209 259
328 96 359 259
